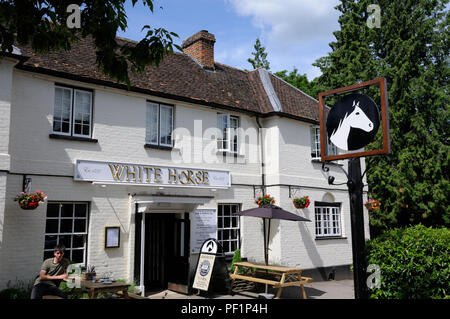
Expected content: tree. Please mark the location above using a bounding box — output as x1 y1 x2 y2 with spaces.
274 67 321 98
247 37 270 70
314 0 449 236
0 0 181 86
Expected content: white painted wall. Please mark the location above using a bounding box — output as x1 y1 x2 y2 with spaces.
0 58 15 171
240 116 370 269
0 68 370 290
9 71 263 182
0 58 17 285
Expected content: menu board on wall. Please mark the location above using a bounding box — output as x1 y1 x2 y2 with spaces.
190 209 217 253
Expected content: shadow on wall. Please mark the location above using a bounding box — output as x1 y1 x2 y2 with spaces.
90 200 125 261
297 210 327 281
267 219 279 265
298 192 351 281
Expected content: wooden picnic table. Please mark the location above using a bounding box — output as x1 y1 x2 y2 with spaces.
229 261 312 299
66 278 130 299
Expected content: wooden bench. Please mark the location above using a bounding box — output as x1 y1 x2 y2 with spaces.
229 262 312 299
116 291 148 299
42 295 64 299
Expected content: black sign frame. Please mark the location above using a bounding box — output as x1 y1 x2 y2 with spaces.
318 77 390 161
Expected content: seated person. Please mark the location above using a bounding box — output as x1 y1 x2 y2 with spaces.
30 244 70 299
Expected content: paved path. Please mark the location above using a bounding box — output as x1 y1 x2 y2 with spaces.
145 279 355 299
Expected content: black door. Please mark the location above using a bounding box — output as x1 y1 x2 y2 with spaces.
134 212 190 292
145 213 174 289
167 213 190 287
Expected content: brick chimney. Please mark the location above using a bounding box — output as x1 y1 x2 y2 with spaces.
182 30 216 70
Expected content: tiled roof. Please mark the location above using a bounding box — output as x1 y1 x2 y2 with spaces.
13 36 318 123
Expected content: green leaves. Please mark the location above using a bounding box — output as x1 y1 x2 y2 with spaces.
274 68 321 98
247 38 270 70
0 1 179 86
366 225 450 299
314 0 449 236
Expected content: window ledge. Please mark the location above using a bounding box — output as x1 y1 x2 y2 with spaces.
217 151 245 158
49 134 98 143
144 144 173 151
315 236 347 240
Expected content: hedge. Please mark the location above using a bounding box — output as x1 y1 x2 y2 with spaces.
366 224 449 299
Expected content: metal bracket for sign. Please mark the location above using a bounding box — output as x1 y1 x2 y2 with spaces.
22 175 32 193
322 162 350 187
253 186 265 198
318 77 390 162
288 186 302 198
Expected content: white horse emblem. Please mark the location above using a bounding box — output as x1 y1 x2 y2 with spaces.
330 100 374 150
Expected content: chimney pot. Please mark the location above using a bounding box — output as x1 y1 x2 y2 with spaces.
182 30 216 70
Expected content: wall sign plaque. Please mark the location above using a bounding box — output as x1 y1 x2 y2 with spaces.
74 159 230 188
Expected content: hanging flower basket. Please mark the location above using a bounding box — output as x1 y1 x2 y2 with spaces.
19 201 40 210
293 196 310 209
254 194 275 207
14 190 47 210
365 198 380 212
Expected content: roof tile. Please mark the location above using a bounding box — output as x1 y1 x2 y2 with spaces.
16 36 318 122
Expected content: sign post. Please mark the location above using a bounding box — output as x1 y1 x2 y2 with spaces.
318 78 390 300
348 157 368 299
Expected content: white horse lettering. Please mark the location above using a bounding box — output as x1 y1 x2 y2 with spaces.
330 100 374 150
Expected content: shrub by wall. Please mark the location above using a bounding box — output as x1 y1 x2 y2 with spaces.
0 279 34 299
366 225 449 299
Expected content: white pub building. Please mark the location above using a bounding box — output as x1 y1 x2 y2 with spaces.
0 30 370 296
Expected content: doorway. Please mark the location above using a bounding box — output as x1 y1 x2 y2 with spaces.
134 212 190 294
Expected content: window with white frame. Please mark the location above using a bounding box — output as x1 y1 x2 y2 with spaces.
146 101 174 147
311 126 337 159
53 86 93 137
43 203 89 265
217 204 240 254
315 203 342 238
217 114 239 153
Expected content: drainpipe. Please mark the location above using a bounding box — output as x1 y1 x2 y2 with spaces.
255 117 266 195
256 117 269 268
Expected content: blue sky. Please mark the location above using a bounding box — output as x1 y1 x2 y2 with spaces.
117 0 341 80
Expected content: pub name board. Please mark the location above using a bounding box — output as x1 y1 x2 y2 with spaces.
74 160 230 188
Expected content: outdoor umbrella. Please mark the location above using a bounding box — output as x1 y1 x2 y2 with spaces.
233 204 311 266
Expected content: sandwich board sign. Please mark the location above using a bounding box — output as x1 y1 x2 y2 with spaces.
192 238 221 292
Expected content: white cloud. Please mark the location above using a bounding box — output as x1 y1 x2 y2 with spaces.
227 0 340 46
222 0 340 79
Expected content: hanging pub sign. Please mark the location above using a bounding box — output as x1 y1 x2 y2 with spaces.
319 77 390 161
327 94 380 151
318 77 391 299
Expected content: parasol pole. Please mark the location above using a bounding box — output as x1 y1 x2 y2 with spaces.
266 219 271 265
263 217 268 294
263 218 267 265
